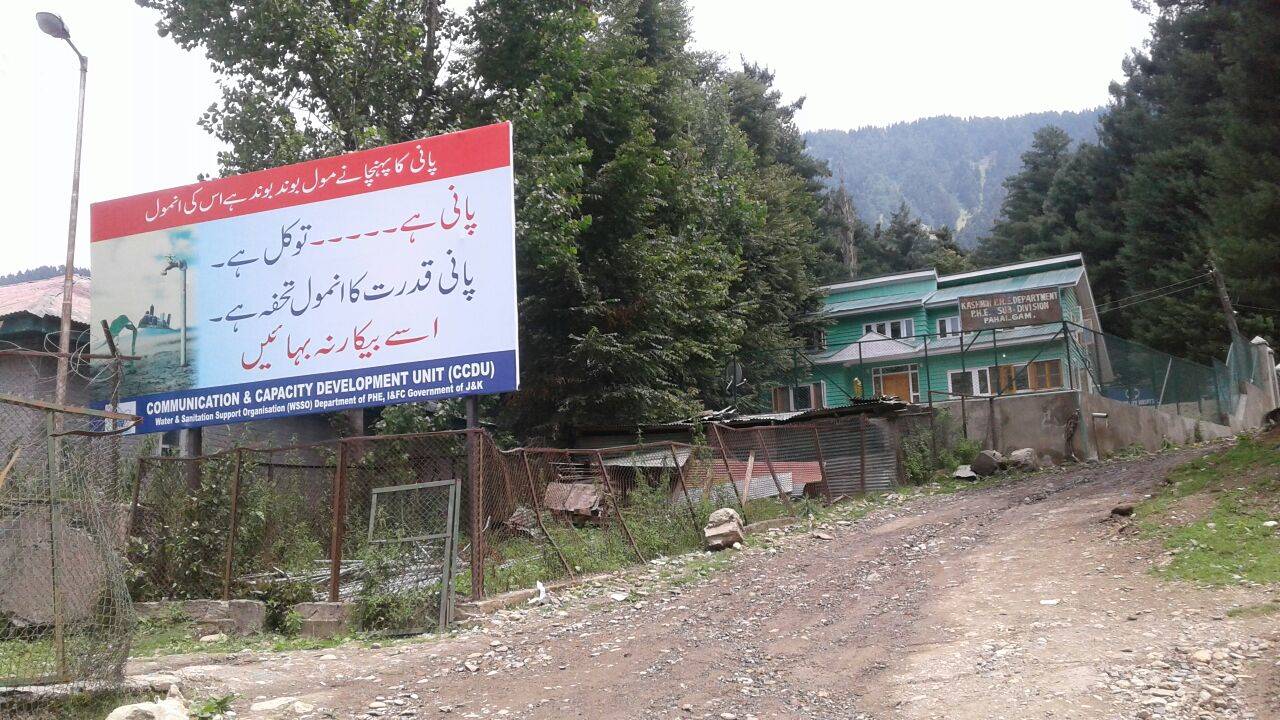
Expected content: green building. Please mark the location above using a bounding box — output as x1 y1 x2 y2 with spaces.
775 254 1101 411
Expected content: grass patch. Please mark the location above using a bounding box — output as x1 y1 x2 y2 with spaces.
1138 435 1280 585
1227 601 1280 619
129 614 349 658
2 690 149 720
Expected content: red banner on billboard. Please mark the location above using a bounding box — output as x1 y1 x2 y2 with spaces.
91 122 512 242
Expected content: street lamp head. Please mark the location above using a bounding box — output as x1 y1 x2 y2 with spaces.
36 12 70 40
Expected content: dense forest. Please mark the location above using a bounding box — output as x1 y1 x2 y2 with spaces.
972 0 1279 363
805 110 1102 247
136 0 1277 437
141 0 859 441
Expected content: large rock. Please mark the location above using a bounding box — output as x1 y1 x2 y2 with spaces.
105 685 188 720
294 601 353 639
971 450 1005 477
1006 448 1039 471
703 508 745 550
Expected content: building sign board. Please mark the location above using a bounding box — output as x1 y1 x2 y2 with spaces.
957 287 1062 332
90 122 518 434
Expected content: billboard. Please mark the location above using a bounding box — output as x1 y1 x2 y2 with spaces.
958 287 1062 332
90 122 517 434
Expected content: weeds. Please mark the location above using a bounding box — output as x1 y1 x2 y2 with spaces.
1139 435 1280 585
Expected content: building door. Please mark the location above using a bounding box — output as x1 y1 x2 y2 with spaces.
880 371 913 400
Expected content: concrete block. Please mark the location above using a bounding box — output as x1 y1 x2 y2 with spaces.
228 599 266 635
293 601 353 639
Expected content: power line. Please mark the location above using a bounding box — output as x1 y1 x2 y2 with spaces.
1236 302 1280 314
1099 279 1211 315
1095 272 1212 311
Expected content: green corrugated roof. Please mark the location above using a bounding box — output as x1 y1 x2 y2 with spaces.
925 267 1083 305
823 290 924 315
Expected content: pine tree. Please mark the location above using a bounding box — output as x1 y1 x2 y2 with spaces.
973 126 1072 266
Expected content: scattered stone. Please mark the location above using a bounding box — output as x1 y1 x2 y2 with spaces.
105 685 189 720
971 450 1004 477
704 508 745 550
250 696 299 712
1006 448 1039 471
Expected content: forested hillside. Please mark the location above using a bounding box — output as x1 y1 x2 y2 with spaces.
975 0 1279 362
805 110 1101 247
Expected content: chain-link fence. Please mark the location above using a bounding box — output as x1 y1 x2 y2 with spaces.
1071 324 1227 425
129 432 473 635
0 394 137 689
121 412 904 625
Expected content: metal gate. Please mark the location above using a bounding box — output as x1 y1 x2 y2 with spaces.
364 478 461 634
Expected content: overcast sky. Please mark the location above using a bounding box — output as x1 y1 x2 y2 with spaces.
0 0 1151 276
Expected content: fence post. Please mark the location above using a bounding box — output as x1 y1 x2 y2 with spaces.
128 458 146 538
709 424 749 522
858 414 868 494
753 427 794 514
924 335 937 464
991 330 1002 394
45 411 67 680
222 449 243 601
519 451 574 577
809 425 834 501
668 443 701 533
1062 322 1075 391
328 441 348 602
593 450 645 562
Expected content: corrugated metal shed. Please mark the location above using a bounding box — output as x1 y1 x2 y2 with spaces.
0 275 91 327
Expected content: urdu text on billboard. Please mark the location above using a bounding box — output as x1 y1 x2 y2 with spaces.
90 122 517 434
957 287 1062 332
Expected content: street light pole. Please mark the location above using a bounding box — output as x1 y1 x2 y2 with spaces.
38 12 88 407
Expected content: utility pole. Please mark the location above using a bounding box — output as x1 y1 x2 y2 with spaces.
37 12 88 408
1207 255 1242 342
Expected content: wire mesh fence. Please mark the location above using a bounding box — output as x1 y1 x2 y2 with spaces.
0 395 137 689
1070 324 1228 425
118 413 903 630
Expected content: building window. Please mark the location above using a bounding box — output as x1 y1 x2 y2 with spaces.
772 382 826 412
995 359 1062 394
937 316 961 338
863 318 913 339
808 328 827 351
947 367 990 397
871 364 920 402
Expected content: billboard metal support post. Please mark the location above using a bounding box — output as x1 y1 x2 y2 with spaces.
465 397 484 599
328 442 348 602
222 449 243 601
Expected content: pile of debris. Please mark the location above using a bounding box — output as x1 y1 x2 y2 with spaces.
952 448 1040 481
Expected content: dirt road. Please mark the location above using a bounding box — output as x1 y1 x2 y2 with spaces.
133 446 1280 719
